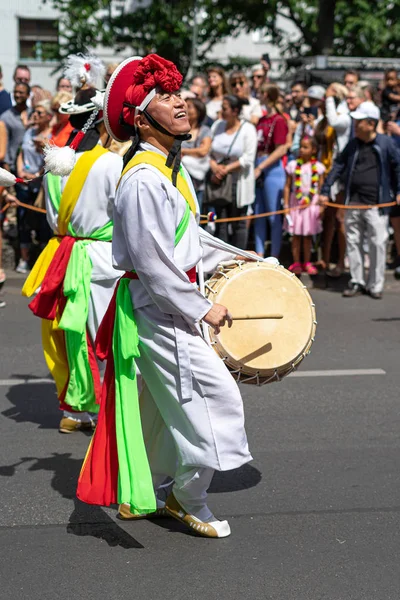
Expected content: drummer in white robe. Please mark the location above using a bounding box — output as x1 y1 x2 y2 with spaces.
22 75 123 433
80 54 252 538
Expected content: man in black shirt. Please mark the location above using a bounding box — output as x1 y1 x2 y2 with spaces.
349 140 378 206
320 102 400 299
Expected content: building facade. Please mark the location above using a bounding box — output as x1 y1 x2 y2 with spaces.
0 0 296 90
0 0 130 90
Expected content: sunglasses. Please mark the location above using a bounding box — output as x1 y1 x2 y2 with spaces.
33 110 47 116
231 80 246 87
252 75 264 79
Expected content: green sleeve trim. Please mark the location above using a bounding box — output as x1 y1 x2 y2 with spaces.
174 203 190 246
46 173 62 213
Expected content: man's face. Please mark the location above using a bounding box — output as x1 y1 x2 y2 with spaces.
251 70 265 91
344 74 358 90
14 68 30 85
291 85 305 106
145 92 190 136
354 118 375 139
346 92 362 112
13 84 29 105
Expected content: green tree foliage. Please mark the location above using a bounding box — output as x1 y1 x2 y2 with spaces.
266 0 400 58
47 0 400 75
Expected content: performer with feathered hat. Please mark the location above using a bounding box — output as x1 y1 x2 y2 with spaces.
77 54 253 538
19 55 123 433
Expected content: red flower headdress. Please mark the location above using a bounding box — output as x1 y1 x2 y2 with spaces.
122 54 183 127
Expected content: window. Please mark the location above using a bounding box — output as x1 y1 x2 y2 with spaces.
19 19 59 62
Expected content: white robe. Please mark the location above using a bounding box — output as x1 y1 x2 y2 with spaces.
44 148 123 339
113 142 252 472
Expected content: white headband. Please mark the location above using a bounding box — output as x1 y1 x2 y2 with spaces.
134 87 158 116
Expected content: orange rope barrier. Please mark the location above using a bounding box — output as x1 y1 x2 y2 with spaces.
2 194 398 223
15 199 47 214
1 198 47 214
199 201 397 225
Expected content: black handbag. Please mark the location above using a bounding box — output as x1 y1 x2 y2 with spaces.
205 124 243 207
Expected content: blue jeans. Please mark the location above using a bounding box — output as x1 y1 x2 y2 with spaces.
254 157 285 257
196 190 204 213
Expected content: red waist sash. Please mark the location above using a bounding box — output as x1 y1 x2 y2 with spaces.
29 234 101 320
96 266 197 362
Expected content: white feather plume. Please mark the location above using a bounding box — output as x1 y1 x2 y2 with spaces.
0 168 17 187
64 54 105 88
44 143 76 177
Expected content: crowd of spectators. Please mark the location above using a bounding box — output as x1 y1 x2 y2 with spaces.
0 64 78 286
182 62 400 298
1 59 400 305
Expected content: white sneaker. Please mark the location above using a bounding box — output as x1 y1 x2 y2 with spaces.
0 299 6 308
165 493 231 538
16 260 29 274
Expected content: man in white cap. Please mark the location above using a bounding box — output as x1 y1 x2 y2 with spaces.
77 54 253 538
320 101 400 299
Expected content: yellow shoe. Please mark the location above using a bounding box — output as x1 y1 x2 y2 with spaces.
165 493 231 538
117 503 168 520
59 416 93 434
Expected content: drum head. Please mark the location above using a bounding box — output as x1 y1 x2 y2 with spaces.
208 262 316 382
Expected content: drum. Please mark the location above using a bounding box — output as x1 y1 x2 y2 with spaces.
204 261 317 384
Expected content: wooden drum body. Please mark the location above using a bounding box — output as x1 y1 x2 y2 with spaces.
205 261 317 384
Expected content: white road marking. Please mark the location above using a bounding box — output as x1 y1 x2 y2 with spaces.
0 369 387 386
0 378 54 386
288 368 386 377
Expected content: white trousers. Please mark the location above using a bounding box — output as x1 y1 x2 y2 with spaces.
153 467 215 521
134 303 252 518
345 208 389 293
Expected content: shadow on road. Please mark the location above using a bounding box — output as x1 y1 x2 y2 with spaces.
209 463 262 493
3 381 60 429
0 452 143 549
372 317 400 322
304 271 350 293
1 381 262 542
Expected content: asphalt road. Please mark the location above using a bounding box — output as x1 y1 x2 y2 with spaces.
1 271 400 600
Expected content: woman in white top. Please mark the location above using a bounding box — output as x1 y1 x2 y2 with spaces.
325 83 351 152
207 94 258 249
322 83 351 277
206 66 230 122
181 97 212 212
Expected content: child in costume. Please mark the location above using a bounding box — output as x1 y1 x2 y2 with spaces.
283 136 325 275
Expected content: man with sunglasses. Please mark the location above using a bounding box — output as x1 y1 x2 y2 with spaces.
250 64 266 98
229 70 262 125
